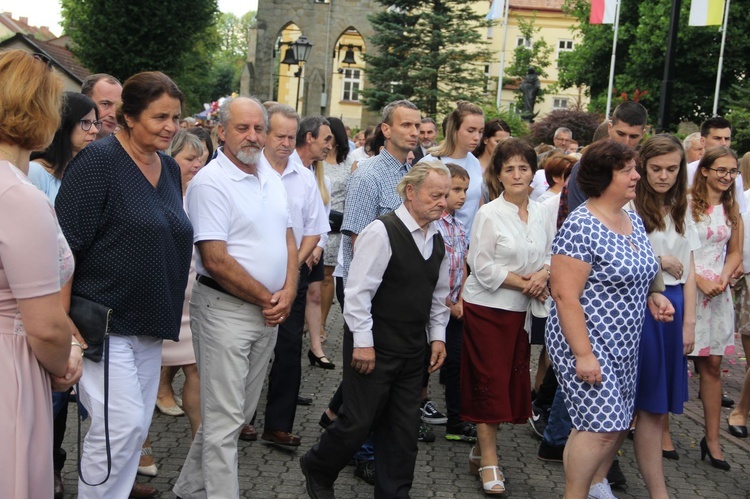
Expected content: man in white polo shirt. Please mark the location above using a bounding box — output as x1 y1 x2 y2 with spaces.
260 108 330 447
173 97 299 499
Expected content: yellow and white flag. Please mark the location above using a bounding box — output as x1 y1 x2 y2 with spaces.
689 0 725 26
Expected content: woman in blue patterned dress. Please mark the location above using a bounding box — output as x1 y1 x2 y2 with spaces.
546 140 674 499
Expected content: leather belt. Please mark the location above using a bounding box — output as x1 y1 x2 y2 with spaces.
196 274 233 297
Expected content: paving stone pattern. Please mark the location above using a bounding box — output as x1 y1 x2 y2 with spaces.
61 305 750 498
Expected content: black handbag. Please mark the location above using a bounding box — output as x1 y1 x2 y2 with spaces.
329 210 344 233
69 295 112 486
68 296 112 362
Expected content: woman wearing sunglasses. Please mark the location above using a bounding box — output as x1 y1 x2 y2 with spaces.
29 92 100 201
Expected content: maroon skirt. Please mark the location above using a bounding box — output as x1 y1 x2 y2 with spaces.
460 301 531 424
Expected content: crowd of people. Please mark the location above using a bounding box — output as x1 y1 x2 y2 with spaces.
2 47 750 499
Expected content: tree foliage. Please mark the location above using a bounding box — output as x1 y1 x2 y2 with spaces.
505 15 555 106
558 0 750 128
726 82 750 155
481 104 530 138
61 0 226 114
529 109 602 146
362 0 494 116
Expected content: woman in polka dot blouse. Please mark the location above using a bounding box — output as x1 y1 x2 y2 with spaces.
55 72 193 498
546 140 674 499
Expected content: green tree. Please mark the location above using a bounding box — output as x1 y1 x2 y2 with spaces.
362 0 493 116
558 0 750 128
505 15 555 107
726 82 750 155
61 0 218 113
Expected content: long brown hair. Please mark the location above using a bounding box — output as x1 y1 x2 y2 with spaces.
691 146 739 227
429 101 483 158
634 135 688 235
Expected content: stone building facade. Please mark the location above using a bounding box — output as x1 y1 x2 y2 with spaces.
242 0 381 129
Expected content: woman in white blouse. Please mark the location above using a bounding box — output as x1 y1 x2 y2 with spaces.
461 138 554 495
631 135 697 495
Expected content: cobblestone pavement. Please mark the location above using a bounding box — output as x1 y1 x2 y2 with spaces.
61 304 750 498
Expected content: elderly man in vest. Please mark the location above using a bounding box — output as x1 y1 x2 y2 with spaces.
300 160 451 499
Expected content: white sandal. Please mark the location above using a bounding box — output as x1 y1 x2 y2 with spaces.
478 465 505 495
137 446 158 477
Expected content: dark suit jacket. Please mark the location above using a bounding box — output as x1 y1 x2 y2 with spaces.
412 146 426 164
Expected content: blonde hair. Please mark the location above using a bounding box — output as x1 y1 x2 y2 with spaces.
0 50 63 150
429 101 484 158
397 160 450 200
740 152 750 191
313 160 330 206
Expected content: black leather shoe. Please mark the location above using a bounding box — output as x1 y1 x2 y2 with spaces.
727 416 748 438
606 459 627 488
297 395 313 405
261 429 301 447
662 449 679 460
722 395 735 408
54 469 64 499
300 455 335 499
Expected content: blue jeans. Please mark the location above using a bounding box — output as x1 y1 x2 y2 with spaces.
542 386 571 447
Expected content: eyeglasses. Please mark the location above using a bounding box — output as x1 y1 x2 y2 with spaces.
706 167 740 178
31 52 52 69
80 119 103 131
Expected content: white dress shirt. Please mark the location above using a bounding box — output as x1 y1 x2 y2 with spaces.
344 204 451 348
264 150 330 249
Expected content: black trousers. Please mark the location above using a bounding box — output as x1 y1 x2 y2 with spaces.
263 265 309 432
535 364 559 412
306 328 423 498
443 315 464 426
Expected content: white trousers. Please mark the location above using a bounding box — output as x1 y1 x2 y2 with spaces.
173 282 278 499
77 334 162 499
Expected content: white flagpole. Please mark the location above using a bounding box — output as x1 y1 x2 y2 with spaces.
495 0 510 109
604 0 622 121
712 0 730 116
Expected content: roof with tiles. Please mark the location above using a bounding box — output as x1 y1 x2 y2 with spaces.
0 12 56 40
508 0 566 12
0 33 91 83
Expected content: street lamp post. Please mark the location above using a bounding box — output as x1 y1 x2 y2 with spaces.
280 34 313 114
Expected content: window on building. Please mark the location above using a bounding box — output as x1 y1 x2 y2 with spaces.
342 69 362 102
314 0 330 3
552 98 569 110
516 37 532 48
557 39 574 67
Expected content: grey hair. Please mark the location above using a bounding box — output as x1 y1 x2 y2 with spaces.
683 131 702 151
218 96 268 130
554 127 573 139
167 129 205 158
381 99 419 125
296 115 331 147
267 103 300 131
396 160 450 200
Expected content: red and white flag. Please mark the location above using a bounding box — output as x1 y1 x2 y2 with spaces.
590 0 617 24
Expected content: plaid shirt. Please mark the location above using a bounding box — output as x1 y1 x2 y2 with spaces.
341 149 409 282
435 210 467 304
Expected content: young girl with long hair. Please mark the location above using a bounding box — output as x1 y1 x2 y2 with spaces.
690 146 742 471
631 135 698 495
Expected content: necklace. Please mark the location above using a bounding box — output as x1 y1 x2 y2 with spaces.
588 201 630 238
0 146 19 165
